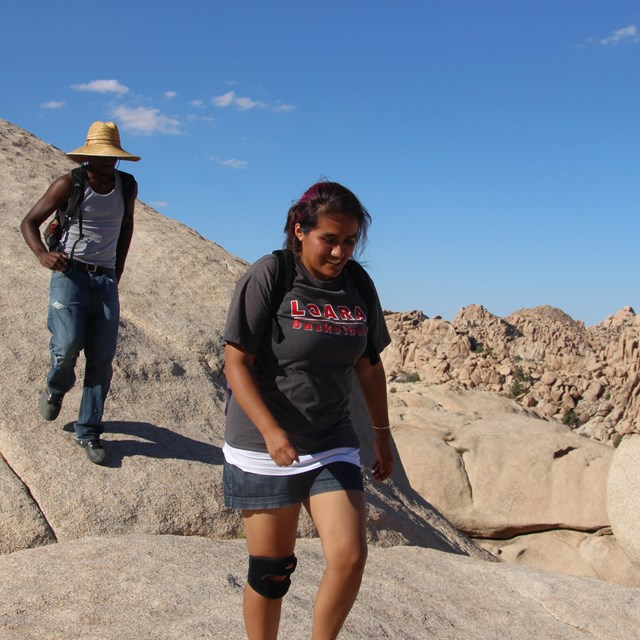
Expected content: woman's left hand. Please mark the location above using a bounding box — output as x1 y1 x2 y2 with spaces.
371 430 394 481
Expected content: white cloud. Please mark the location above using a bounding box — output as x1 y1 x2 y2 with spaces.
211 155 248 170
149 201 169 208
190 99 204 107
164 91 177 99
187 114 215 123
71 79 129 94
213 91 236 107
111 105 181 135
600 24 638 45
273 103 296 113
41 100 65 109
212 88 295 113
213 91 268 110
235 96 265 110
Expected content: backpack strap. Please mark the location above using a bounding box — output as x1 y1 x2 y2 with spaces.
64 167 86 259
44 167 85 252
66 167 86 218
271 249 296 316
116 169 136 214
344 260 381 365
270 249 296 342
344 260 375 311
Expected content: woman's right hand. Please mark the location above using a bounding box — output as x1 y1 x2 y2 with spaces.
264 427 299 467
224 344 300 466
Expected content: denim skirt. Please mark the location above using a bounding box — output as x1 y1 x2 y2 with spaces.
223 460 364 510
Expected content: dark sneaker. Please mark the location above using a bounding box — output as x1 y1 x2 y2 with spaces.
76 439 108 465
40 390 64 421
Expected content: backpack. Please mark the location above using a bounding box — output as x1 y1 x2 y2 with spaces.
224 249 380 413
43 166 136 252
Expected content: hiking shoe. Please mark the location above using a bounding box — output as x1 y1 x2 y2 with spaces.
76 439 108 465
40 390 64 421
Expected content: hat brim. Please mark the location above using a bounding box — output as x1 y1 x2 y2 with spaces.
66 144 141 162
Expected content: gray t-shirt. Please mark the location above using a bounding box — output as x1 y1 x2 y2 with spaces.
224 253 391 454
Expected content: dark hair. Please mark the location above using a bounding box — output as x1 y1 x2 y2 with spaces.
284 181 371 254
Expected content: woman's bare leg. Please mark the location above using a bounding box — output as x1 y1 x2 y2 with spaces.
305 490 368 640
242 504 301 640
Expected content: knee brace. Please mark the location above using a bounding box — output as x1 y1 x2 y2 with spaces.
247 554 297 599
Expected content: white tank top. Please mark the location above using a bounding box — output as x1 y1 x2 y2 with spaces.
61 172 124 268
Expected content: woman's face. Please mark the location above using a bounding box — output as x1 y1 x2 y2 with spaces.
295 211 359 280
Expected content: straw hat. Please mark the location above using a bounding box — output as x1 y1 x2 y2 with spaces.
66 121 141 162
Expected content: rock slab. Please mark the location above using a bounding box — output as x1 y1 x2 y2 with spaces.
608 434 640 569
1 535 640 640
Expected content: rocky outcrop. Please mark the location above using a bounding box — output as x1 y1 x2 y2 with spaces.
607 435 640 570
0 456 55 554
1 535 639 640
391 386 611 537
478 528 640 588
383 304 640 446
389 383 640 586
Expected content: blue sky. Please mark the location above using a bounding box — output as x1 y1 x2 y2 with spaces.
3 1 638 326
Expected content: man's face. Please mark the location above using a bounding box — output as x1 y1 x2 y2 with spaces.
86 156 118 177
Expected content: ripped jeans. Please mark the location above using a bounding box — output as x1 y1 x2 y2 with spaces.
46 266 120 440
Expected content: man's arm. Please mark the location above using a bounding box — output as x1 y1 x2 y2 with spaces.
115 180 138 283
20 174 72 271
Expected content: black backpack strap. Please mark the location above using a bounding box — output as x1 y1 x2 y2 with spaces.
67 167 86 212
65 167 86 259
44 167 85 252
344 260 375 310
116 169 136 213
271 249 296 316
345 260 381 365
271 249 296 343
66 166 86 223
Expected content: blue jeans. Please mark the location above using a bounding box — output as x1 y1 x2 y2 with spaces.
46 266 120 440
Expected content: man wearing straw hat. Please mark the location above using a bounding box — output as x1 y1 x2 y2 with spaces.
21 121 140 465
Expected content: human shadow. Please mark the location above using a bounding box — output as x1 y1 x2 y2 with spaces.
62 420 224 468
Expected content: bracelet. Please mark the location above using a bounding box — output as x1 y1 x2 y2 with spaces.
373 425 391 431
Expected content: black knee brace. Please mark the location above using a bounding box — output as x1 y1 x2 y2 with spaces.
247 554 297 599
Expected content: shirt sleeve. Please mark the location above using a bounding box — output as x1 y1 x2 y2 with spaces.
223 254 278 355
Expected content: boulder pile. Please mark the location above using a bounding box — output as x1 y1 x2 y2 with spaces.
382 304 639 446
